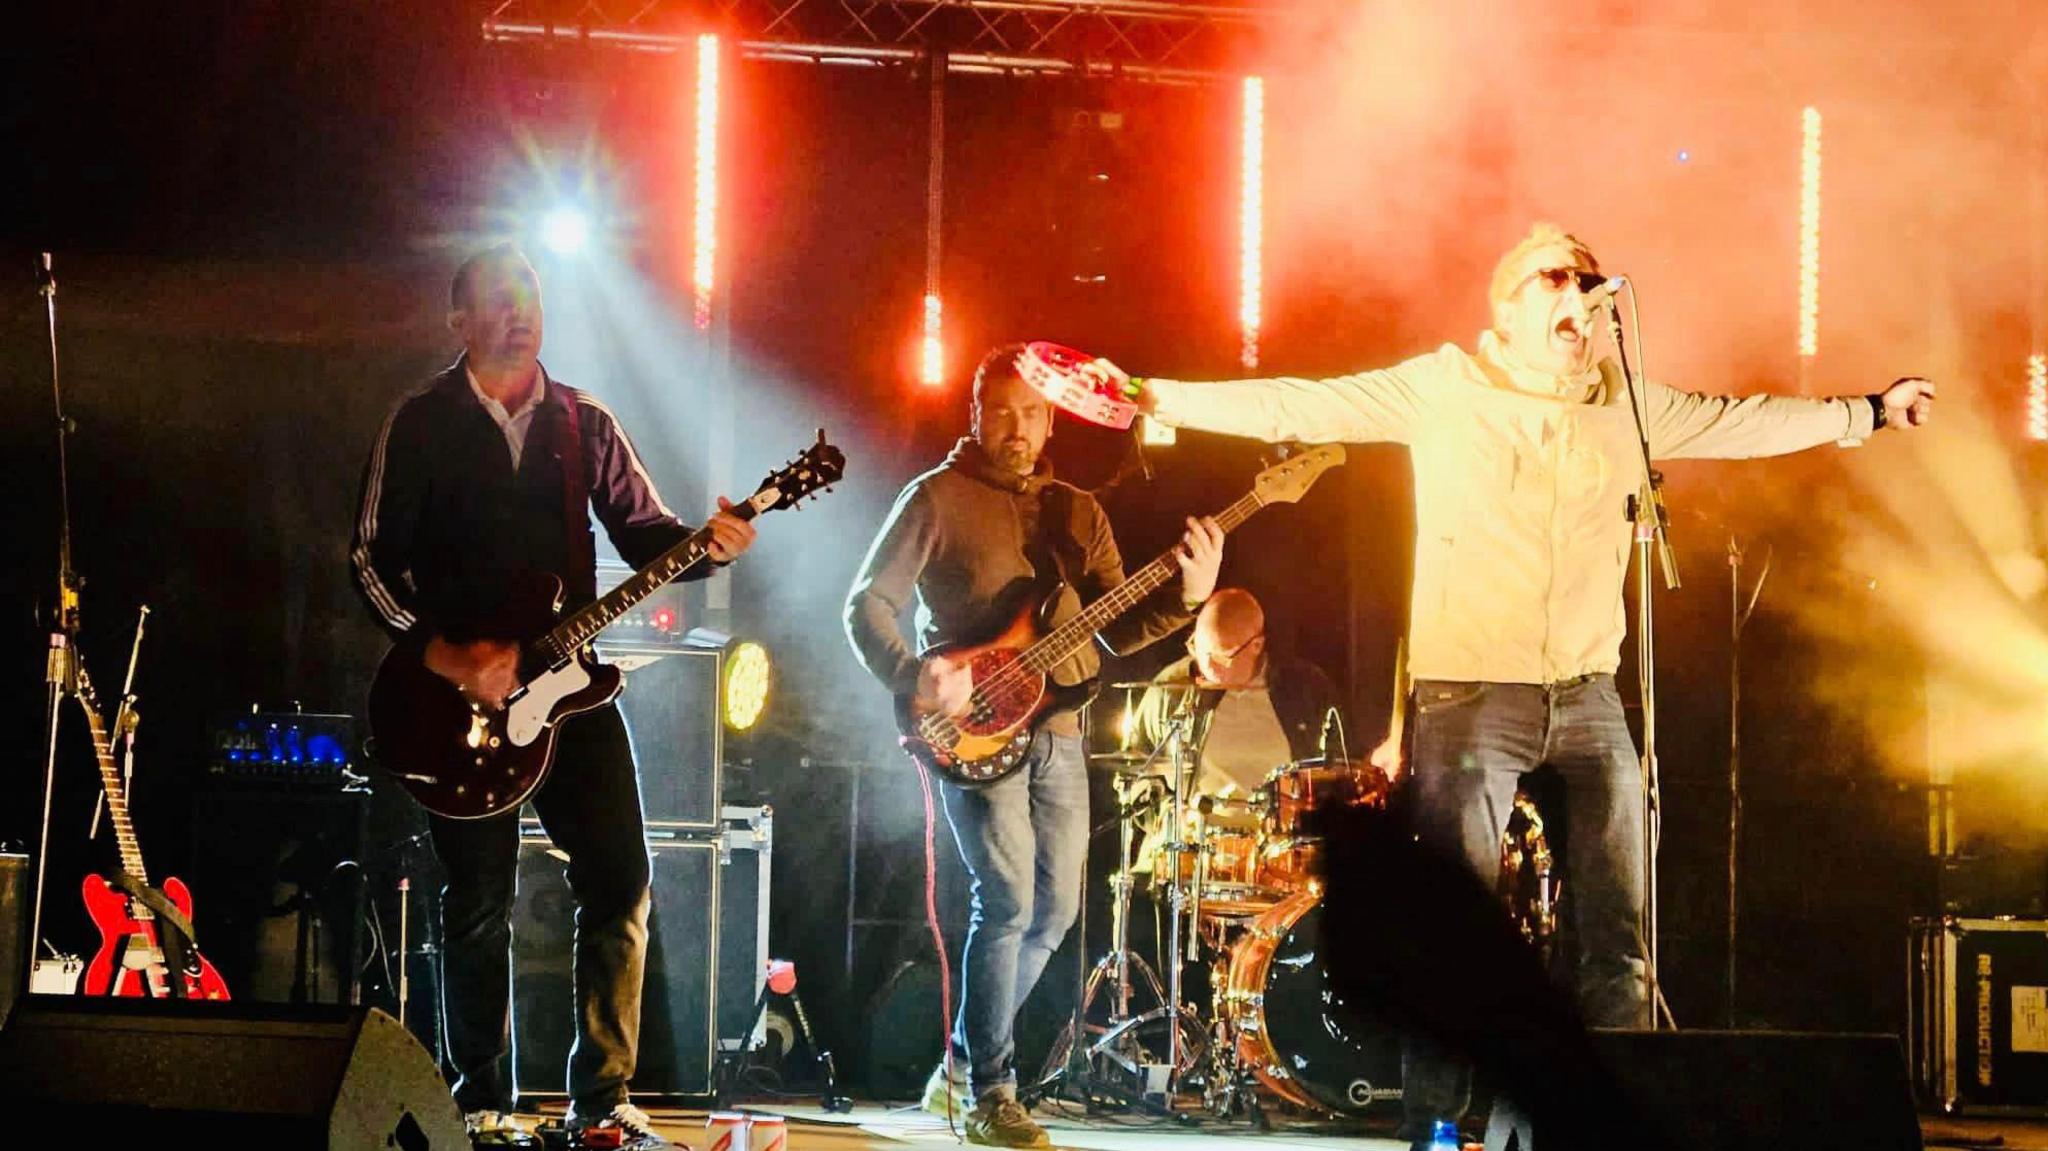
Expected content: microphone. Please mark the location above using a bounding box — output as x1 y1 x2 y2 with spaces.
1577 272 1628 310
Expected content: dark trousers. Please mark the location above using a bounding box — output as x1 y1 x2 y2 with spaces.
428 704 652 1115
1400 675 1649 1137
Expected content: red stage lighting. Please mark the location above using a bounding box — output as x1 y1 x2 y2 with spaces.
694 33 720 330
1241 76 1264 370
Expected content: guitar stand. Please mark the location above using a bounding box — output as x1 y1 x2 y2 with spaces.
109 871 197 999
712 960 852 1113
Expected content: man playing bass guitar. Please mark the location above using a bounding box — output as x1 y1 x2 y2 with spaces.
351 243 756 1148
843 343 1222 1148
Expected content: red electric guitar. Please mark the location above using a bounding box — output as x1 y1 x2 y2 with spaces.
75 665 230 1000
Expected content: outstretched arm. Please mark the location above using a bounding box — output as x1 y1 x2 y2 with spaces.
1648 376 1935 460
1080 356 1432 446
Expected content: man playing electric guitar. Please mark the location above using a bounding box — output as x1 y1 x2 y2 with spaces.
843 343 1222 1148
351 243 755 1148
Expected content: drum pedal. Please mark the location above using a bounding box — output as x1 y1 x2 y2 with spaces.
1136 1062 1172 1101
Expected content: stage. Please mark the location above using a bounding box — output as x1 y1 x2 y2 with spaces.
501 1101 2048 1150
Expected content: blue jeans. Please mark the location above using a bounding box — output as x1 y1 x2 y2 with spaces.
1400 676 1649 1137
939 729 1089 1097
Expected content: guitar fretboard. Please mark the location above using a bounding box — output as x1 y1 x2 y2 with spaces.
532 530 721 666
77 672 149 886
997 489 1265 684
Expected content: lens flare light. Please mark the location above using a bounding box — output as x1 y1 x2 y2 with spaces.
540 206 591 256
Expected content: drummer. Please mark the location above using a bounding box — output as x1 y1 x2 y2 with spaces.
1132 587 1346 797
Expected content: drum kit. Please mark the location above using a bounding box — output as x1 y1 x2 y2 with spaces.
1037 682 1562 1125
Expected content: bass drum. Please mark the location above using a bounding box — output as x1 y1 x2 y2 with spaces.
1220 891 1402 1116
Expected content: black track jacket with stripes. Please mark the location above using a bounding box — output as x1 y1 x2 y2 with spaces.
351 356 704 644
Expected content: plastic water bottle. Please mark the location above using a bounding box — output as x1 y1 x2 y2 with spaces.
1428 1119 1462 1151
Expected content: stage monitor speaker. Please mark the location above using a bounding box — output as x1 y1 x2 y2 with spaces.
0 853 23 1031
1571 1029 1922 1151
0 999 464 1149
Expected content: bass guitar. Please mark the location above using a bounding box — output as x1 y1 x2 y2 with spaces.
897 444 1343 786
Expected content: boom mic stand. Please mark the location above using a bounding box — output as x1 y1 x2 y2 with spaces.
1602 285 1680 1031
29 253 82 998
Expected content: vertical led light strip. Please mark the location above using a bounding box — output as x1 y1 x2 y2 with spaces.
692 34 720 331
1240 75 1265 370
922 294 944 389
1798 106 1821 359
921 49 946 387
2028 354 2047 441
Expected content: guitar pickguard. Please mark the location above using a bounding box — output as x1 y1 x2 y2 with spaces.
505 660 590 746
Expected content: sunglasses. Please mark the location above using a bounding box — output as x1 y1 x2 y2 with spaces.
1189 631 1263 666
1518 266 1608 296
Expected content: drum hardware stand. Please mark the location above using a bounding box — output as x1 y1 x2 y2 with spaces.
1085 689 1215 1099
1031 744 1188 1111
1606 287 1679 1031
1031 690 1211 1116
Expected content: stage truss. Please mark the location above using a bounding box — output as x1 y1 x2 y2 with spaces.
483 0 1273 83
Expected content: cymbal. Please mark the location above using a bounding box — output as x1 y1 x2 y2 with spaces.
1086 750 1155 765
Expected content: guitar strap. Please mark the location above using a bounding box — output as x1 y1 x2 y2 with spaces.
558 386 596 591
112 871 195 998
1036 483 1086 588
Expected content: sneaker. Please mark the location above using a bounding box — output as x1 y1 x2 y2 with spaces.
921 1062 973 1118
465 1111 539 1148
566 1102 668 1149
965 1093 1051 1149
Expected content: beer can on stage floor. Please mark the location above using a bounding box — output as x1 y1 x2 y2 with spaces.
749 1114 788 1151
706 1112 750 1151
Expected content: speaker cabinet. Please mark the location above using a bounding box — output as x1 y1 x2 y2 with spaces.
511 807 770 1101
188 786 369 1004
612 650 724 829
0 1000 464 1149
0 853 23 1030
1579 1029 1922 1151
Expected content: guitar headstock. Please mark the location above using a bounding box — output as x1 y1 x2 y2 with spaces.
1251 443 1345 505
74 665 106 722
750 429 846 513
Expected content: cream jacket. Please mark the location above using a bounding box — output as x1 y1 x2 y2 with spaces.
1149 333 1875 685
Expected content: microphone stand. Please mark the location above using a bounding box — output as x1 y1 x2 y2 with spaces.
1604 290 1679 1031
29 253 82 994
1725 537 1770 1028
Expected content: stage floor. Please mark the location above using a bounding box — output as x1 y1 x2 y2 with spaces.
525 1101 2048 1150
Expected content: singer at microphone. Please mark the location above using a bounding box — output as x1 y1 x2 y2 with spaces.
1575 271 1627 310
1073 219 1938 1146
